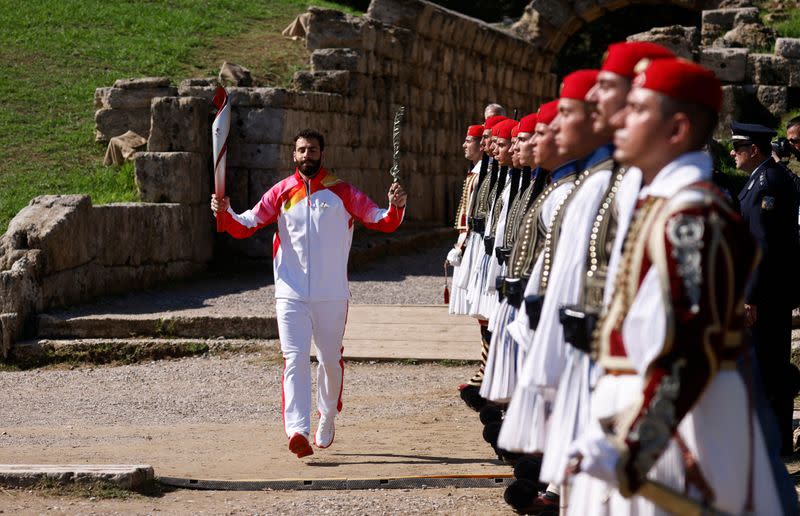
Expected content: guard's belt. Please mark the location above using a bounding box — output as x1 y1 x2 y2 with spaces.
504 278 527 308
496 246 511 266
495 275 506 302
470 216 486 234
525 294 544 329
483 236 495 255
558 304 599 353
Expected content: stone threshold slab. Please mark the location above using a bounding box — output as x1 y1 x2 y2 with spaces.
0 464 154 490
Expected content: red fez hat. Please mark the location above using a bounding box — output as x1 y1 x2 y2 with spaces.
492 118 518 140
518 113 538 134
511 123 520 138
560 69 599 101
635 58 722 113
484 115 508 130
537 100 559 125
601 42 674 79
467 125 484 137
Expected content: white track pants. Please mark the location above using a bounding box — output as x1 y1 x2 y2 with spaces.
277 298 348 437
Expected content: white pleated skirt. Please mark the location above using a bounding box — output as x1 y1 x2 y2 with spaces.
467 252 494 320
539 348 593 485
479 302 520 402
497 382 552 454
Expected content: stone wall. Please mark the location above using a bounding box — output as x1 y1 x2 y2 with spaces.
102 0 557 257
512 0 719 54
627 5 800 138
0 196 213 357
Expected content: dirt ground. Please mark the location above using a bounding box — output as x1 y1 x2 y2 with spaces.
0 354 515 515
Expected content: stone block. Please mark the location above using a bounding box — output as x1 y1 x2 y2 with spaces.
94 87 111 108
776 38 800 59
311 48 365 72
530 0 573 30
147 96 210 154
227 143 283 169
627 25 699 60
113 77 171 90
293 70 351 95
134 152 208 204
756 85 788 119
231 107 285 144
0 252 40 316
99 86 178 110
366 0 424 30
5 195 94 275
305 8 364 50
702 8 759 30
228 87 288 108
790 64 800 88
0 312 18 358
720 23 776 50
92 203 212 267
177 78 218 103
94 107 151 143
218 61 253 87
747 54 789 85
700 48 748 82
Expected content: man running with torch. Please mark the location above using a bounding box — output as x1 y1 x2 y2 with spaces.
210 126 406 458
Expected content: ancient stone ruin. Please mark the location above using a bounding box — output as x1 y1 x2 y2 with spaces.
627 3 800 137
2 0 798 358
1 0 556 355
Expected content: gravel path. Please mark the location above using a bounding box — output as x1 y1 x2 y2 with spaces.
0 355 512 514
53 238 455 318
0 354 468 435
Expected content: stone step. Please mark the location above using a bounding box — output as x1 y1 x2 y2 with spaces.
11 335 478 368
38 314 279 340
0 464 153 491
21 306 480 367
10 338 272 367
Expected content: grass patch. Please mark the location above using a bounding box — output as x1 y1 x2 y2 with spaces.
769 7 800 38
16 477 172 499
10 340 212 369
0 0 359 235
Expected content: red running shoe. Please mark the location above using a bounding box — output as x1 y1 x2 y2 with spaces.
288 432 314 458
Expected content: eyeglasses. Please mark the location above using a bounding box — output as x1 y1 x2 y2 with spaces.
732 142 753 152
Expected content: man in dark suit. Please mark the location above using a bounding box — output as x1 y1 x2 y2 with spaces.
733 120 800 455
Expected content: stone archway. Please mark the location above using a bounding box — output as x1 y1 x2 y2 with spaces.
513 0 720 57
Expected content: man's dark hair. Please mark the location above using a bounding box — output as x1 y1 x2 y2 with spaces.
293 129 325 151
659 96 719 152
788 116 800 132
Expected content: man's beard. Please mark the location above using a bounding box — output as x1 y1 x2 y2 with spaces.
297 158 322 178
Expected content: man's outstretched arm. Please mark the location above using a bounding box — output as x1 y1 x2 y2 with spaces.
210 191 279 239
336 182 407 233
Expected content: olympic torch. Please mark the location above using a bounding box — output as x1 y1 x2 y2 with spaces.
389 106 405 185
211 86 230 232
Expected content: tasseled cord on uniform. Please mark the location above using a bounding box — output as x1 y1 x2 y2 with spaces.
443 260 450 304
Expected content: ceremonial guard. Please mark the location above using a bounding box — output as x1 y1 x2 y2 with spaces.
567 59 796 515
501 44 676 514
732 121 800 455
447 124 485 315
484 94 584 422
480 117 539 404
498 68 619 511
459 114 510 410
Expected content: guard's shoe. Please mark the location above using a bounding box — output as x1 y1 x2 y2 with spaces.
459 384 488 412
314 416 335 449
523 491 559 515
288 432 314 458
